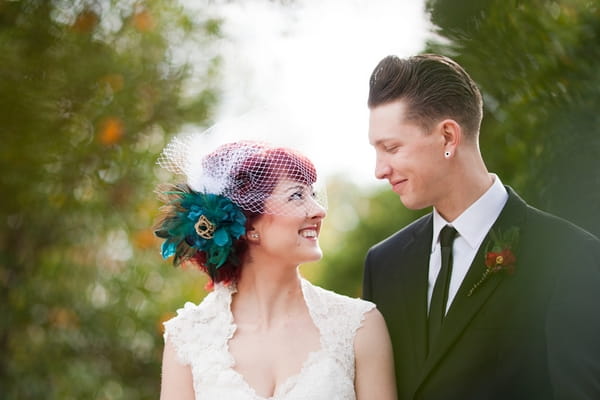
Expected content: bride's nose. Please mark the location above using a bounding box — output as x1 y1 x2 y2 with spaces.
306 196 327 219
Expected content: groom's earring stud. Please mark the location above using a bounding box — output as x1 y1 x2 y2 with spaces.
444 151 451 158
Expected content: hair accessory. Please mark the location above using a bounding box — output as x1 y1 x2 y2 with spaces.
195 215 216 239
154 184 247 269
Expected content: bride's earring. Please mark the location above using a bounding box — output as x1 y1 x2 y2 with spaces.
444 151 451 158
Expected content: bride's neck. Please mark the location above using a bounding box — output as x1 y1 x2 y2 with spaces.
232 260 304 327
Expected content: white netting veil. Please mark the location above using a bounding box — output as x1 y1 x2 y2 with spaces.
157 114 327 217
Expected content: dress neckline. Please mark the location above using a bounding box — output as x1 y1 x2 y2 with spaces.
220 278 326 399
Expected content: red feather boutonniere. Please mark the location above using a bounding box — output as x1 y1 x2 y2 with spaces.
468 227 519 297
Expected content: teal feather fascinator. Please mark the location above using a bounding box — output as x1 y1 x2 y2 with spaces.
154 183 247 270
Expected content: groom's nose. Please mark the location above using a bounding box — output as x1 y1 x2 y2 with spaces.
374 155 391 180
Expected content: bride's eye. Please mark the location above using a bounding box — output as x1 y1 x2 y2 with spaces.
289 191 304 201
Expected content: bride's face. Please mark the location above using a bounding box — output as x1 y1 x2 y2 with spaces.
250 179 326 265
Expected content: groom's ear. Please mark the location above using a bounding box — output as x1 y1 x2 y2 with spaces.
439 119 461 149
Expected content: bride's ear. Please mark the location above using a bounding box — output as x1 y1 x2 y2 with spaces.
246 229 260 243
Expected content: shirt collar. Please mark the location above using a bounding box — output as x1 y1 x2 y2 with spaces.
432 174 508 251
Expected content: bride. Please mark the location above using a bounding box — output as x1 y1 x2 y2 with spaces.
155 140 396 399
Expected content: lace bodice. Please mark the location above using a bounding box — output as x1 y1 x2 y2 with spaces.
163 278 375 400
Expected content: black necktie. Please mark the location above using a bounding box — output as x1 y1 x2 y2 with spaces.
428 225 458 351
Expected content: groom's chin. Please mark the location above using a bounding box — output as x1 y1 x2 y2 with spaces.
398 196 430 211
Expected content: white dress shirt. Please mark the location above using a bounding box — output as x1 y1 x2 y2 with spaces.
427 174 508 314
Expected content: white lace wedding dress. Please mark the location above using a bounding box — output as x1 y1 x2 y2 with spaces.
163 278 375 400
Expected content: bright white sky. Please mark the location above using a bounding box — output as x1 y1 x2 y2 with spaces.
180 0 432 187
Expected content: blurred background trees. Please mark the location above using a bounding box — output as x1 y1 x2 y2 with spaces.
0 0 218 398
1 0 598 398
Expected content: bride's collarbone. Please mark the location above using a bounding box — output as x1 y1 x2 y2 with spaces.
228 318 321 398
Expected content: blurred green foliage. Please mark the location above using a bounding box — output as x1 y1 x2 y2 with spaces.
314 178 425 297
0 0 218 398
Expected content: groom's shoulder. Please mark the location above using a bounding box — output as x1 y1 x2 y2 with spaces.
369 212 432 254
506 186 599 246
524 202 599 247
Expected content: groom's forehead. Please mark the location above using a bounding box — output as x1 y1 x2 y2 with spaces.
369 122 425 147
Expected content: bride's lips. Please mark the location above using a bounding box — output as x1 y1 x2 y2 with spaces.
299 223 320 240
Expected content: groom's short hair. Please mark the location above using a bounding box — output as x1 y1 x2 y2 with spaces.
368 53 483 139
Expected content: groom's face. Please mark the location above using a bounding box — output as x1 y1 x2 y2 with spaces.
368 100 447 210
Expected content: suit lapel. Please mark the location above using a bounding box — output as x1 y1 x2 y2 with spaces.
415 187 528 390
398 215 433 369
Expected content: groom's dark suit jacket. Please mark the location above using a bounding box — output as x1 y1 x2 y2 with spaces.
363 187 600 400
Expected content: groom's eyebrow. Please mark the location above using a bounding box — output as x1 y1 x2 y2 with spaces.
372 138 397 147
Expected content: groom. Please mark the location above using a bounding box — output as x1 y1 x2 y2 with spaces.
362 54 600 399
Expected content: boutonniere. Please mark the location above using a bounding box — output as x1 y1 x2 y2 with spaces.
467 226 519 297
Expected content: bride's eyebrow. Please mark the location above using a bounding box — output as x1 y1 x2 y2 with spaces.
283 184 306 193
